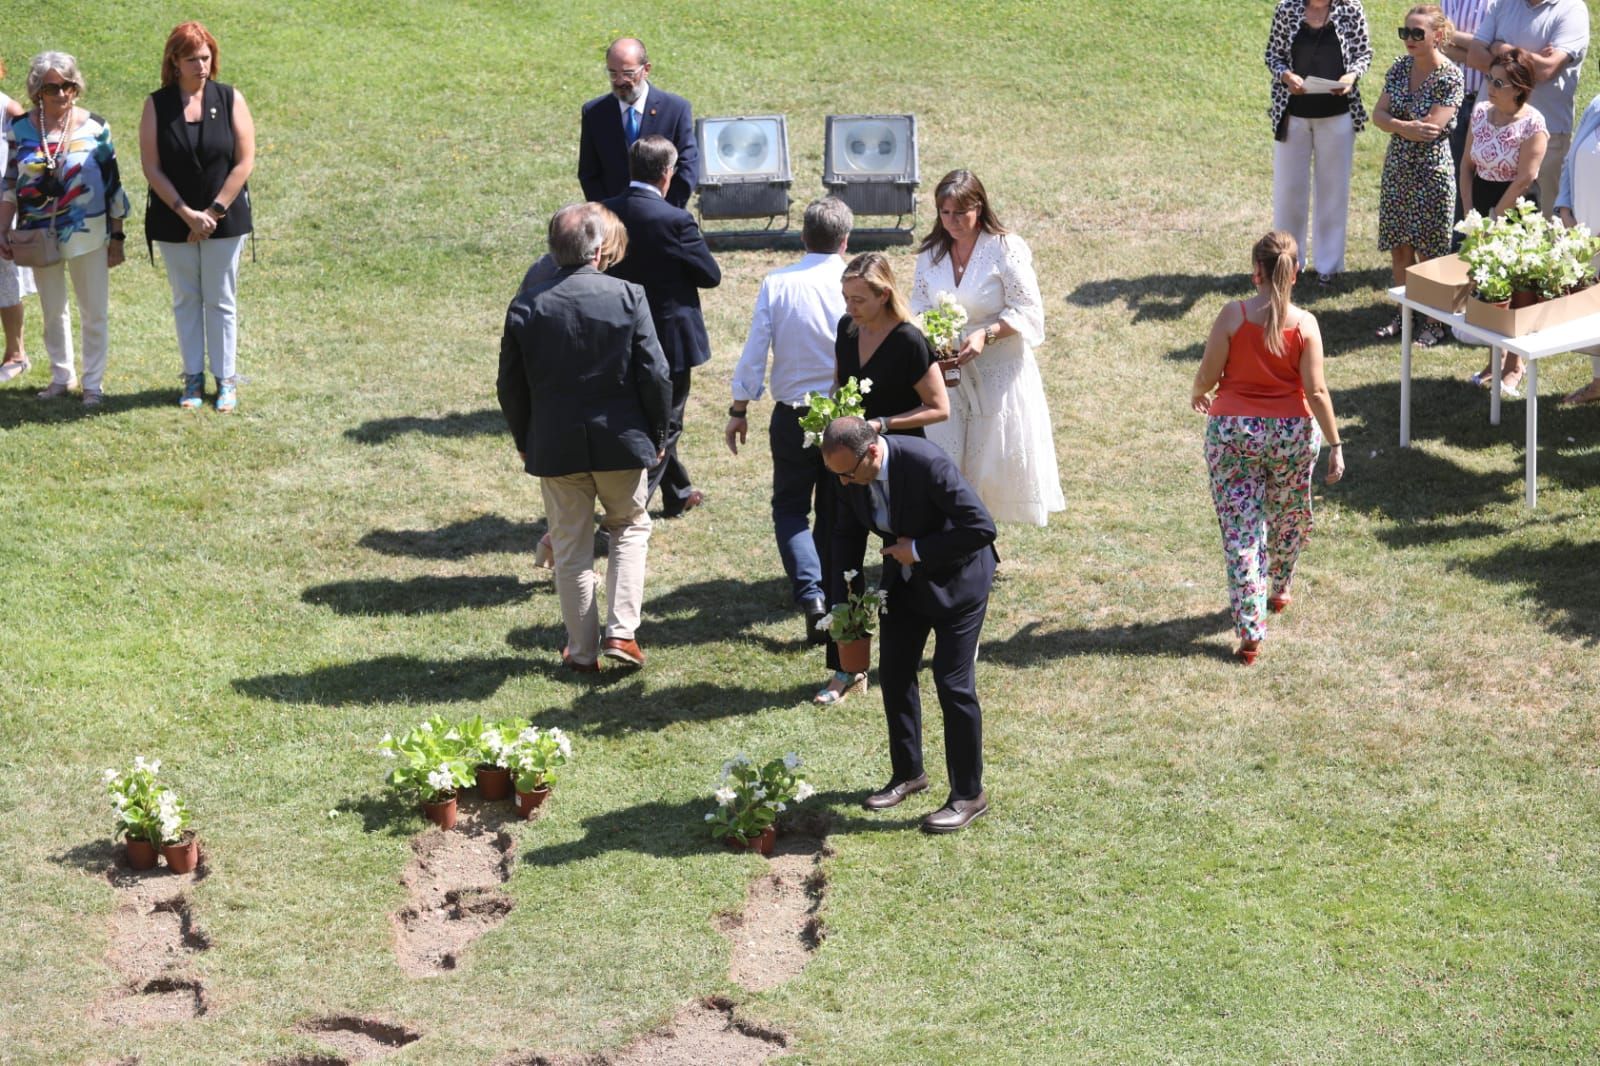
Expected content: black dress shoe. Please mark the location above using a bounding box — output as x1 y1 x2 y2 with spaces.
920 791 988 833
863 773 929 810
802 596 829 646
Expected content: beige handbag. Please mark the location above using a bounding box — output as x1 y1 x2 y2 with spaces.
9 205 61 268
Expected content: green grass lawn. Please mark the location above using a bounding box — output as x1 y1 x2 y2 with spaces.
4 1 1600 1062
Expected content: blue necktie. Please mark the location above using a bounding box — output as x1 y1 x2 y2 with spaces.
870 480 890 533
624 107 640 145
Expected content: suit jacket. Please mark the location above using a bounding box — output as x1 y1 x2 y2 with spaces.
497 265 672 477
578 85 700 208
602 186 721 375
832 436 998 619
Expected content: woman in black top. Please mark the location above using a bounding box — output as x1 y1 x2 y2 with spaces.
139 21 254 412
833 252 948 438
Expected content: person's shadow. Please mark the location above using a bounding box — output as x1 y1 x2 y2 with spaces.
981 610 1236 665
344 408 502 445
0 387 171 428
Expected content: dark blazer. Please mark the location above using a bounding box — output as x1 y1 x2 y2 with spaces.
578 85 699 208
497 265 672 477
832 435 998 618
144 80 253 243
602 186 721 375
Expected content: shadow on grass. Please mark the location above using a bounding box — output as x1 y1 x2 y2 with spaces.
302 575 533 615
1466 537 1600 644
644 577 797 647
0 387 173 428
360 515 545 560
1068 271 1251 323
527 676 819 737
344 407 502 444
48 839 118 875
982 610 1235 664
233 654 541 705
524 791 920 868
336 790 417 837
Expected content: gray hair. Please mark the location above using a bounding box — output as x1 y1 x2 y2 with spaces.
547 203 605 267
802 198 853 253
821 415 877 457
629 135 677 185
27 51 83 102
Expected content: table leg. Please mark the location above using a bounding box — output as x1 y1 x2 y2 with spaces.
1490 345 1501 426
1399 307 1413 448
1525 360 1538 509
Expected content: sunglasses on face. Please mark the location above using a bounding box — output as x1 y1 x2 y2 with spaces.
1397 26 1428 42
1488 75 1512 90
38 82 77 96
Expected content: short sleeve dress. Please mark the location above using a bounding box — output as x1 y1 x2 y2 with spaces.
0 93 35 308
834 317 936 438
1378 55 1464 260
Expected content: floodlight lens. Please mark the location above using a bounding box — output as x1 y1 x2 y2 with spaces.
835 119 908 174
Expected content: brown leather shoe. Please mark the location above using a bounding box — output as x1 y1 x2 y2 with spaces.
920 791 988 833
665 488 705 518
600 636 645 667
560 646 600 673
863 773 929 810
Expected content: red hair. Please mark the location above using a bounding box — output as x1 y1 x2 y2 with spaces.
161 22 220 87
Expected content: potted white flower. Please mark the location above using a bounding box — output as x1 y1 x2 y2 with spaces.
457 714 527 801
705 752 815 856
504 726 573 819
916 291 968 386
816 569 888 673
796 376 872 448
104 757 197 872
379 715 475 830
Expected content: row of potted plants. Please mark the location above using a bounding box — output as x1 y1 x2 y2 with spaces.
379 714 572 829
705 752 815 856
104 757 199 873
1457 200 1600 305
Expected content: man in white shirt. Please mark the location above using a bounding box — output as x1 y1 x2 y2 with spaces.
726 198 852 646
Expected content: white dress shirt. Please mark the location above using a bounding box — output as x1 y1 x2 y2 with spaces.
731 252 846 406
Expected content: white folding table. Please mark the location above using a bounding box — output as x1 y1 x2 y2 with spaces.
1386 286 1600 508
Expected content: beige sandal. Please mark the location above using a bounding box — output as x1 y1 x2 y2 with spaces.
1561 379 1600 405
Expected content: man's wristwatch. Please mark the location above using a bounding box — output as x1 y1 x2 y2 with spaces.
728 405 747 418
108 232 126 242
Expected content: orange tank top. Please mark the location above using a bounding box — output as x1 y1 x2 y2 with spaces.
1209 302 1311 419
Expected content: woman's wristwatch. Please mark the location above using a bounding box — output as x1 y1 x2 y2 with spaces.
108 232 126 242
983 324 999 345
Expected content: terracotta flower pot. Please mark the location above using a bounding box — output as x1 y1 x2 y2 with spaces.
162 831 199 874
836 636 872 674
725 825 777 857
1510 290 1542 309
475 765 512 801
422 794 458 830
514 786 551 819
125 837 159 870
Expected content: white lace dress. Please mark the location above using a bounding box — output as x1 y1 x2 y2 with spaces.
911 231 1064 525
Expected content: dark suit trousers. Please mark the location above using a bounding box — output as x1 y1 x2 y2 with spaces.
878 587 987 800
770 402 838 670
648 368 694 513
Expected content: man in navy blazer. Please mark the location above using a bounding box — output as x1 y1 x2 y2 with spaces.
579 37 699 209
822 417 998 833
498 204 672 673
604 135 722 517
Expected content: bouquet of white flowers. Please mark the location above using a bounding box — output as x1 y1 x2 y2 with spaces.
916 291 969 385
796 375 873 448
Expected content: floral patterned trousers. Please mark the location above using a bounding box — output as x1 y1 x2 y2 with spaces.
1205 416 1320 641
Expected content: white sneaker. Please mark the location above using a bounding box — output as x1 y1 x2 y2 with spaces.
37 381 76 399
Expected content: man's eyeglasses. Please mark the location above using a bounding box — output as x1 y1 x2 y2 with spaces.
834 449 871 483
1397 26 1427 42
606 66 645 80
38 82 77 96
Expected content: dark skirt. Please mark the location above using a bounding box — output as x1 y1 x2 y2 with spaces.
1472 174 1538 217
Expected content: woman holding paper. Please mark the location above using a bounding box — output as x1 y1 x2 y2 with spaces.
1265 0 1373 286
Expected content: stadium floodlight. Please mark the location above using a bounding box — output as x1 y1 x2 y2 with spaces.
822 114 919 220
694 115 793 221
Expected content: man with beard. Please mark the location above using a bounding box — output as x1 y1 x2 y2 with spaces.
578 37 699 208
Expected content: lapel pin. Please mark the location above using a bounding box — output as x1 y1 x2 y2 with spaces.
208 106 217 119
649 108 657 116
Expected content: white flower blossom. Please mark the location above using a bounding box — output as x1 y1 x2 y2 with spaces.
753 787 767 801
775 802 787 812
102 769 119 784
327 809 340 819
426 768 455 794
714 787 738 807
784 752 802 770
795 781 816 802
418 721 433 733
518 726 541 745
843 569 859 583
813 613 833 631
704 812 717 822
858 378 873 395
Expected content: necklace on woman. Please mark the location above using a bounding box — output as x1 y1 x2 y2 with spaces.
951 239 976 282
37 104 70 172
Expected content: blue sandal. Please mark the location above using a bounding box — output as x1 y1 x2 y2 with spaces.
813 670 867 706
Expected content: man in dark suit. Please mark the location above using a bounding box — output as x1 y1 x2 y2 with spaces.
603 135 721 517
498 203 672 672
822 416 998 833
578 37 699 209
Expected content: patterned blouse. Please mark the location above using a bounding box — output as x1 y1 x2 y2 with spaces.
1265 0 1374 139
1468 100 1547 182
2 107 128 260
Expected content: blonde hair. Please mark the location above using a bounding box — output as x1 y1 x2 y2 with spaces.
596 205 628 271
1253 231 1299 357
840 252 912 332
1407 5 1456 44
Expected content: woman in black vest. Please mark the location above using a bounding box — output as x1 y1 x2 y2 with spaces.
138 22 254 412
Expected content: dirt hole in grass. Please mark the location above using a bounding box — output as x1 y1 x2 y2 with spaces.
295 1016 421 1060
502 995 788 1065
719 829 832 992
98 977 205 1025
268 1057 349 1066
99 861 210 1025
392 799 517 976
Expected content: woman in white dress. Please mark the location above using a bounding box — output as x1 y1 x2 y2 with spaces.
0 56 34 382
910 170 1064 525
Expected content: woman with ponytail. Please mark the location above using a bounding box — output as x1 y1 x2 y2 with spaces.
1190 232 1344 665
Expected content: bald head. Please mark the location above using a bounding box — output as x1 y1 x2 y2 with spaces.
606 37 651 103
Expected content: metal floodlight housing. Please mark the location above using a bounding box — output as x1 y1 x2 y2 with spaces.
822 113 919 217
694 114 793 221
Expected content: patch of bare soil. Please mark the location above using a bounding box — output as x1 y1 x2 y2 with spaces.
392 797 518 976
97 859 210 1025
500 997 788 1066
96 977 205 1024
267 1057 349 1066
295 1016 421 1061
718 833 830 992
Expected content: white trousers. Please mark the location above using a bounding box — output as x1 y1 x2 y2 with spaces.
32 246 110 391
1272 113 1356 275
158 236 245 380
540 468 652 664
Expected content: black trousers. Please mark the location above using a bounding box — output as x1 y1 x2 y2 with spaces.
877 587 988 801
647 368 694 514
770 402 840 671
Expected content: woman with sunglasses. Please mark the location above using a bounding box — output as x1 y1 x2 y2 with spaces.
1459 50 1546 397
1265 0 1374 287
0 54 35 384
140 22 255 413
0 52 127 406
1373 5 1463 348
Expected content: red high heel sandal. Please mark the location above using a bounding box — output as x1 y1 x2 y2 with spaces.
1268 593 1292 614
1235 640 1261 665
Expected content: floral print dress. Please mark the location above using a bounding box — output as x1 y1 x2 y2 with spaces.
1378 55 1463 259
